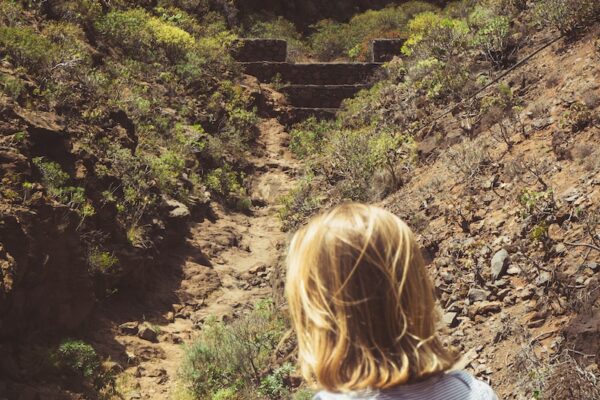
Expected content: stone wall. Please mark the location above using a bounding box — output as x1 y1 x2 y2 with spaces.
241 62 381 85
371 39 405 62
233 39 287 62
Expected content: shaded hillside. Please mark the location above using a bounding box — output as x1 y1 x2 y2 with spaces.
236 0 446 31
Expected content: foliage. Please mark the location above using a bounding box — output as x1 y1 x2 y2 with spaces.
0 73 26 99
179 299 287 398
243 16 306 61
323 127 415 200
559 101 593 132
0 0 25 26
532 0 600 34
204 165 250 210
289 117 337 159
32 158 94 216
88 250 119 274
50 340 117 394
308 2 438 61
0 26 57 71
278 173 323 232
401 12 469 61
95 8 195 62
469 6 513 66
259 363 295 398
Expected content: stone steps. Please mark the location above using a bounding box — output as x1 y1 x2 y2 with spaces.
280 84 369 109
241 62 381 86
234 39 397 124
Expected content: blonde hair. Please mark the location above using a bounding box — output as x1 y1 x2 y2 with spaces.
285 203 456 392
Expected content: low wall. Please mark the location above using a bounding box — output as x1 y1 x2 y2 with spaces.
241 62 382 85
233 39 288 62
371 39 405 62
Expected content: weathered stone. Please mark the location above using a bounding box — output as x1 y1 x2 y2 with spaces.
249 263 267 275
232 39 287 62
281 84 369 108
536 271 552 286
165 199 190 219
443 311 459 327
491 249 510 280
554 243 567 254
506 265 522 275
471 301 502 316
138 325 158 343
119 321 139 335
371 39 405 62
468 288 491 302
587 262 599 273
241 62 381 85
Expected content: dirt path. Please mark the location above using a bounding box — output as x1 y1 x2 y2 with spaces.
105 118 298 399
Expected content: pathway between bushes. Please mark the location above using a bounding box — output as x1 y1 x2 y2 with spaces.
95 118 298 399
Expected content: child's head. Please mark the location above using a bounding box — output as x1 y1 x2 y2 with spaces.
285 203 456 392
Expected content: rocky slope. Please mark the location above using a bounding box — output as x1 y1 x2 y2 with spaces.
381 29 600 399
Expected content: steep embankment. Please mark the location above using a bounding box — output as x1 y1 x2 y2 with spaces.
380 31 600 399
88 117 298 399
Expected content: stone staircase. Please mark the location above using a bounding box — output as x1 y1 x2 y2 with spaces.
234 39 404 123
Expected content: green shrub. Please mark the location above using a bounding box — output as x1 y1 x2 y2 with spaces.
32 157 91 214
155 5 204 37
0 0 25 26
244 16 307 61
559 101 593 132
278 173 323 232
179 299 287 398
323 127 415 200
308 2 438 61
289 117 336 159
204 165 250 210
309 19 350 61
0 26 57 71
259 363 295 398
47 0 103 24
470 6 513 66
401 11 470 61
406 56 470 101
0 73 26 99
53 340 101 380
88 250 119 274
532 0 600 34
96 8 195 61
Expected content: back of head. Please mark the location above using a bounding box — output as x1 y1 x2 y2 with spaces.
285 203 456 392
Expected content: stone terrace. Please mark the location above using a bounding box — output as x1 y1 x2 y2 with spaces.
234 39 404 123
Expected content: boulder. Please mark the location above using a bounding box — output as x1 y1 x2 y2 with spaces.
165 199 190 219
491 249 510 280
138 325 158 343
119 322 139 336
468 288 491 302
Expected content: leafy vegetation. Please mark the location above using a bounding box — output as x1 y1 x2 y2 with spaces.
179 299 297 399
51 340 115 393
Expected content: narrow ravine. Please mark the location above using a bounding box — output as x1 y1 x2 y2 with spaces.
96 118 299 399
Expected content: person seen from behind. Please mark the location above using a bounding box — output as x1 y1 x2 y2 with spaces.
285 203 499 400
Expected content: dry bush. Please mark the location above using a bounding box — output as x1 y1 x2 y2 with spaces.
545 353 600 400
442 136 493 183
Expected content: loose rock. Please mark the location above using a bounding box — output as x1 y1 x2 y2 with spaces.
138 325 158 343
468 288 491 302
119 322 139 336
491 249 510 281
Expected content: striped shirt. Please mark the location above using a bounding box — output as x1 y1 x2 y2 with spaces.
314 371 498 400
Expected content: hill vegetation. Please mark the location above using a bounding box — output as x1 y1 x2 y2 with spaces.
0 0 599 399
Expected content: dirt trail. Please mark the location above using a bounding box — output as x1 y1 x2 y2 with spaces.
106 118 298 399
